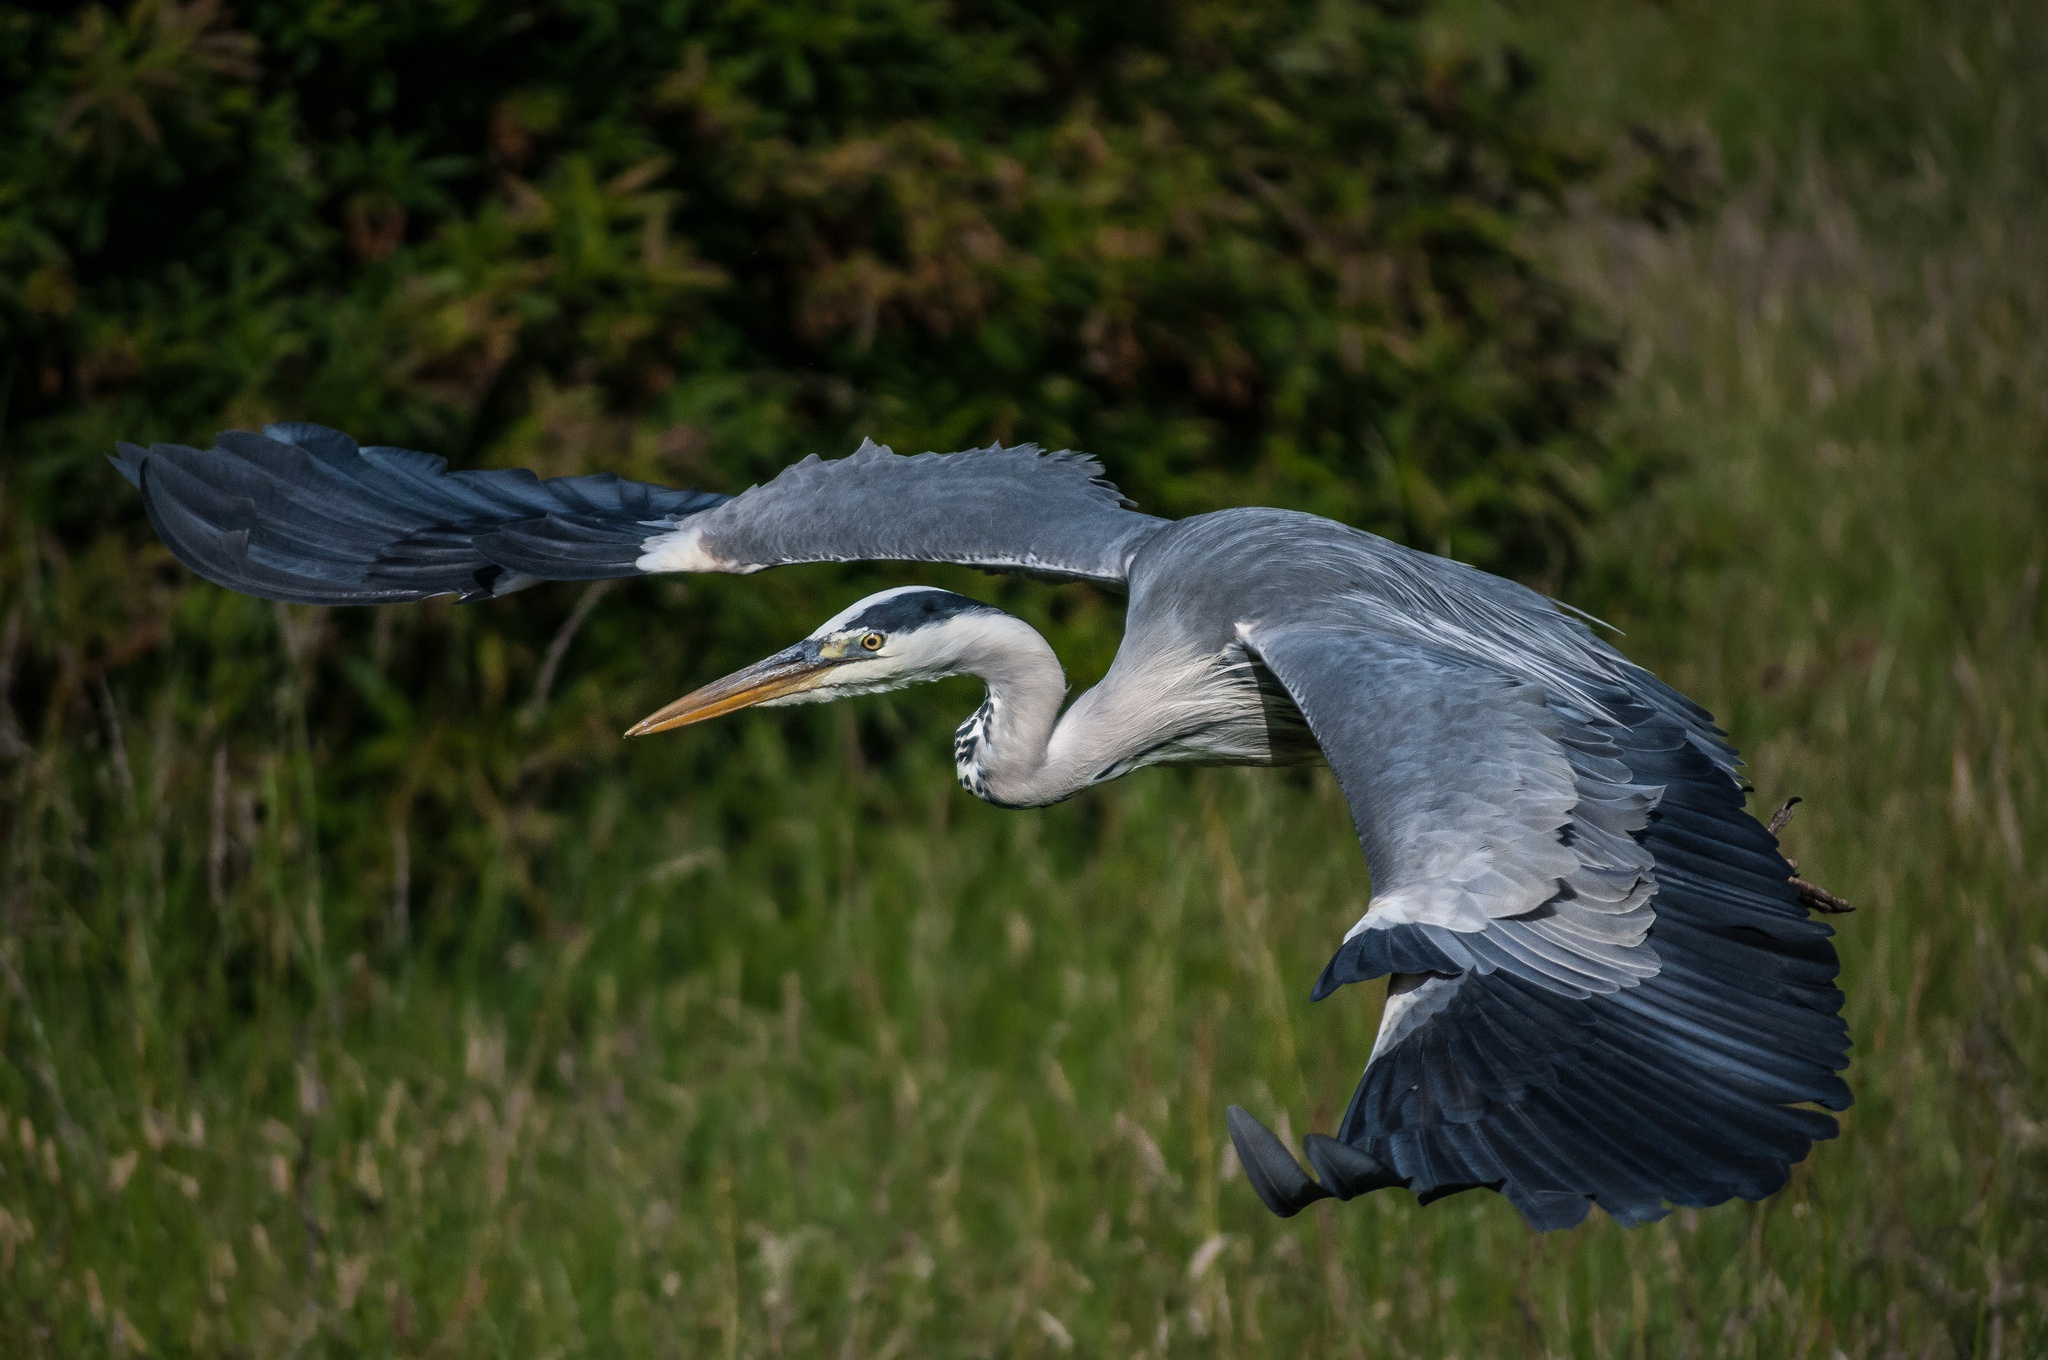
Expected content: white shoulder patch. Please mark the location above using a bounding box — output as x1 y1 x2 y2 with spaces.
636 522 755 574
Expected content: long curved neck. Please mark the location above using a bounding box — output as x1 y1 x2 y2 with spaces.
954 610 1196 811
949 613 1267 807
947 615 1102 808
945 614 1310 807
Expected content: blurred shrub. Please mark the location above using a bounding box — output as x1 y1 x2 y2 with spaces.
0 0 1623 990
5 0 1619 543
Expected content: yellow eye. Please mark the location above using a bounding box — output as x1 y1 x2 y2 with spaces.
861 631 885 651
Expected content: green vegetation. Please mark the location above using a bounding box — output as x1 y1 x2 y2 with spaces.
2 0 1618 546
4 0 2046 1355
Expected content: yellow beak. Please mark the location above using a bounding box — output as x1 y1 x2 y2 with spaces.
625 646 839 737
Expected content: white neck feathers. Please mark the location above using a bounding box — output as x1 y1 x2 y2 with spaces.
941 614 1072 806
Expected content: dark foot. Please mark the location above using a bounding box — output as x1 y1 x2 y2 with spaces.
1228 1107 1409 1217
1226 1106 1331 1218
1791 875 1855 913
1303 1133 1405 1199
1766 796 1802 836
1767 796 1855 913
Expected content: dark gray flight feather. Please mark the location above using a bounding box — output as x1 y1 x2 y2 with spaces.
112 423 729 605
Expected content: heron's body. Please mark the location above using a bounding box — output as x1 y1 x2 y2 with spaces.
958 506 1646 804
949 512 1335 806
114 423 1852 1232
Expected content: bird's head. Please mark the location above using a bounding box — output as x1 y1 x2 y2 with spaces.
626 586 1019 736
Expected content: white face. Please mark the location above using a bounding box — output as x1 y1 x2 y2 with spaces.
625 587 1007 735
775 588 1005 703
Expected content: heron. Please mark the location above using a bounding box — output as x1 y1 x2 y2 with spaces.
114 422 1851 1232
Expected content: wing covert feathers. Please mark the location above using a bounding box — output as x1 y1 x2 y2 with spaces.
637 436 1165 584
1244 624 1851 1231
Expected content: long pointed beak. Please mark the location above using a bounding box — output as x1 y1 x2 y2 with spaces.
625 645 837 737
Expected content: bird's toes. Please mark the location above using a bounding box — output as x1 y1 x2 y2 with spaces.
1303 1132 1405 1200
1226 1104 1334 1218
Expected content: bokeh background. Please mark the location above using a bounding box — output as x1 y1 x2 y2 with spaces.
2 0 2045 1354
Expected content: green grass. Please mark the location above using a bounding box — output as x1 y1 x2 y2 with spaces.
5 1 2047 1354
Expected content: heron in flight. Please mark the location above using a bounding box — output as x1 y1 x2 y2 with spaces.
115 422 1850 1232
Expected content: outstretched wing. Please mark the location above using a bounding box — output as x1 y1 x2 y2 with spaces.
1236 623 1851 1231
114 423 1166 605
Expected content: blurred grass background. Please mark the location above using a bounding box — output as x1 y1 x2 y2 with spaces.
3 0 2046 1355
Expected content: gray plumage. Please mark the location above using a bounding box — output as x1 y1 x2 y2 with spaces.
118 423 1851 1232
636 436 1166 585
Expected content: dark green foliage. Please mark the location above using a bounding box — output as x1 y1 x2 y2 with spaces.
4 0 1614 548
